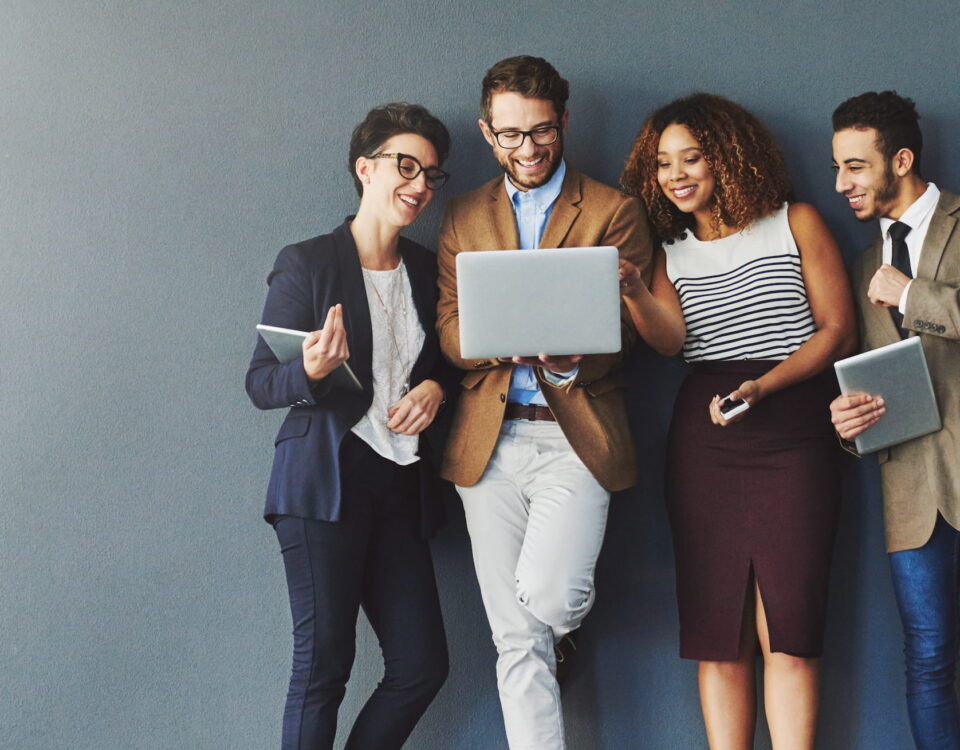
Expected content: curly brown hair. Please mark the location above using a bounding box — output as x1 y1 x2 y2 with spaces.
620 93 793 241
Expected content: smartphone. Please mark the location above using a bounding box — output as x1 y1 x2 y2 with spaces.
719 394 750 419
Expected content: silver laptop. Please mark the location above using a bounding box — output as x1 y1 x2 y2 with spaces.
834 337 941 454
456 246 622 359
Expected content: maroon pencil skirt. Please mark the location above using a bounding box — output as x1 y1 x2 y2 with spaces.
666 360 841 661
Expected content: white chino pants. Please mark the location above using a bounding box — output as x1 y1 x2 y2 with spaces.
457 419 610 750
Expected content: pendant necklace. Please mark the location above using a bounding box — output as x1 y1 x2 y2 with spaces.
363 261 411 402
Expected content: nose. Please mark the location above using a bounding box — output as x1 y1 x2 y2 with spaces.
668 161 686 182
409 169 429 193
515 133 538 157
834 168 850 194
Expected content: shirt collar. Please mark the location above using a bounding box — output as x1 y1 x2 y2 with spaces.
504 159 566 211
879 182 940 238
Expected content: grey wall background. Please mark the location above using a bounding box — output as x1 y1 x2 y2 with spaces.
3 1 958 748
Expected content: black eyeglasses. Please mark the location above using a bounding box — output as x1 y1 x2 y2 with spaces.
487 125 561 149
371 153 449 190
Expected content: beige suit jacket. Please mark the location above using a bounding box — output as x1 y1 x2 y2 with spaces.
436 166 654 491
854 189 960 552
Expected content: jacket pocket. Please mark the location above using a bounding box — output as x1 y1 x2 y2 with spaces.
580 372 625 397
275 415 311 445
460 370 490 390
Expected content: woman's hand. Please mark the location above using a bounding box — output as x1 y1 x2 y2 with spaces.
386 379 444 435
709 379 761 426
619 258 646 300
303 304 350 381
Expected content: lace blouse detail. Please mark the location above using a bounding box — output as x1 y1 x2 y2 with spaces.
351 260 425 464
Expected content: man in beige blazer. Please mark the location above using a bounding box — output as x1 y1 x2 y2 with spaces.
829 91 960 747
436 56 652 749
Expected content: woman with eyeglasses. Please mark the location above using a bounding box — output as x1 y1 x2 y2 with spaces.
246 102 452 750
618 94 855 749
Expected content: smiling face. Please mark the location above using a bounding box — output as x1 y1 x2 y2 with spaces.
656 123 716 221
831 127 906 222
479 91 567 191
356 132 438 228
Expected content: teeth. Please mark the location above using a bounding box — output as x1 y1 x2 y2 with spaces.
517 157 543 167
400 195 419 207
848 195 863 207
673 186 696 198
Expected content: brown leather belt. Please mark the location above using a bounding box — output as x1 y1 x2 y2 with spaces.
504 403 557 422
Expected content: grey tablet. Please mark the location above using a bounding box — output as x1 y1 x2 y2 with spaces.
456 246 622 359
256 324 362 391
834 337 941 454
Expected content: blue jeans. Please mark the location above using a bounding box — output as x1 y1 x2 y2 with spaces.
890 515 960 750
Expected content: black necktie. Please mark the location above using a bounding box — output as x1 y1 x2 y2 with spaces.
888 221 912 335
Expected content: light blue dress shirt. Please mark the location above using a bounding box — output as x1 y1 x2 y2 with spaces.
503 160 576 405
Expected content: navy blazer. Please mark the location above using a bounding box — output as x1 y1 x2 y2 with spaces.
246 220 448 537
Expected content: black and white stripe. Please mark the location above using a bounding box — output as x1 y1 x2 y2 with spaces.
674 253 815 361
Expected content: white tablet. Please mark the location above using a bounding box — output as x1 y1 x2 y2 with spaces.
834 337 941 454
456 246 622 359
256 324 362 391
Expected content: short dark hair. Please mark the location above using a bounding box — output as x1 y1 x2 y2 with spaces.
348 102 450 196
832 91 923 176
480 56 569 124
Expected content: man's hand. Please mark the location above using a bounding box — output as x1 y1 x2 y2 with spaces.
499 353 584 375
303 304 350 381
867 264 910 308
830 392 885 441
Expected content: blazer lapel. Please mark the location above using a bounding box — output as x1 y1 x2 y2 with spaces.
861 237 902 345
539 168 582 249
332 221 373 389
486 179 521 250
916 192 960 281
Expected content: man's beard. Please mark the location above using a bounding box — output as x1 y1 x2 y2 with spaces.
858 161 900 222
497 137 564 191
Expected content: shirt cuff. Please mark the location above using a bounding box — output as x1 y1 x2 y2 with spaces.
898 280 914 314
541 364 579 387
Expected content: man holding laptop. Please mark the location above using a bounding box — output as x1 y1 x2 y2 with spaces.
436 55 652 748
829 91 960 747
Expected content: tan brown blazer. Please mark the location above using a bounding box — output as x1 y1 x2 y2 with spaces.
436 166 654 491
853 189 960 552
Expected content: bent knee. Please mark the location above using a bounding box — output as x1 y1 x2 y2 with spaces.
385 649 449 698
516 578 595 629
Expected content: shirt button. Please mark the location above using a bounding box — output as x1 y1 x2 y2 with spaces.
500 393 506 402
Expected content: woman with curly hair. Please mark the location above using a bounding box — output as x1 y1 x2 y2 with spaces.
619 93 856 749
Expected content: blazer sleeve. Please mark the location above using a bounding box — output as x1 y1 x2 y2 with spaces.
245 244 328 410
902 277 960 341
436 203 499 372
571 193 654 385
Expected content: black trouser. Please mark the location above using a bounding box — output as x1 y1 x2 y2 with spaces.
273 433 448 750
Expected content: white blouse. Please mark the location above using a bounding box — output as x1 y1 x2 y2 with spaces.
351 260 425 465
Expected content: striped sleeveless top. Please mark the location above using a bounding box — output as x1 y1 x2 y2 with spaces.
665 203 816 362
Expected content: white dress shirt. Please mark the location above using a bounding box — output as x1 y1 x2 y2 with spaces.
879 182 940 312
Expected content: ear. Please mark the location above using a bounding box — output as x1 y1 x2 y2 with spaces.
560 109 569 135
478 118 496 148
355 156 372 187
892 148 915 177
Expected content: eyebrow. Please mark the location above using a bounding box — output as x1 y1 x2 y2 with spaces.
493 120 557 131
657 147 701 155
836 158 869 165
